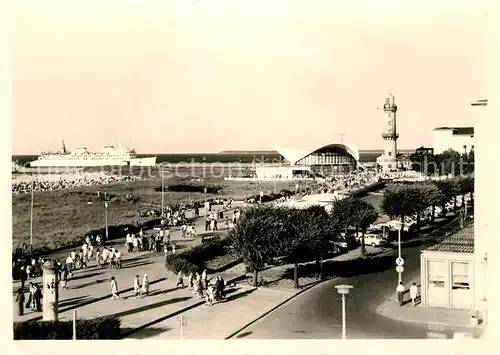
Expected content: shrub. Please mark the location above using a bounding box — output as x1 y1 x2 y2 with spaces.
13 315 121 340
165 254 199 274
155 184 222 194
165 237 232 274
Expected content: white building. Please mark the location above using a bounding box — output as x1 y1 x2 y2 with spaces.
420 225 476 309
432 127 475 155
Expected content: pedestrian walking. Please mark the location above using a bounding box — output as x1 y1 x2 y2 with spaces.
133 235 139 253
115 249 122 269
65 255 74 276
96 248 102 268
396 282 405 306
25 282 35 311
108 248 114 269
134 275 142 298
26 264 32 279
188 272 193 290
206 284 215 306
33 284 43 312
176 271 184 288
142 274 149 296
110 277 120 300
61 267 68 290
409 282 419 307
15 288 25 316
87 244 94 261
201 269 208 290
214 277 221 301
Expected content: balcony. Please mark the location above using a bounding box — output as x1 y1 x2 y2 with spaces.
382 133 399 140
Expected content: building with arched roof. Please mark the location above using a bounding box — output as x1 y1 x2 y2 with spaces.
255 142 361 180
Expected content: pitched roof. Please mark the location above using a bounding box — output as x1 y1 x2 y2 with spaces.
433 127 474 135
425 224 474 253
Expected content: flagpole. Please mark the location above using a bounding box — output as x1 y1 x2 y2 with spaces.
30 174 34 252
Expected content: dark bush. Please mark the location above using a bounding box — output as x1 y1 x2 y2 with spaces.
165 254 199 274
13 315 121 340
165 237 232 274
154 184 222 194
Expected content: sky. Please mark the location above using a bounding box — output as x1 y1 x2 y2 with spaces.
12 0 488 154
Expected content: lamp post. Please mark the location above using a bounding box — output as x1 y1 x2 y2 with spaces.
334 284 353 339
104 202 109 240
161 165 164 216
30 174 34 252
395 221 404 283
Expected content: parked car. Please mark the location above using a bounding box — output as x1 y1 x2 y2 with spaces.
329 240 348 254
363 234 388 247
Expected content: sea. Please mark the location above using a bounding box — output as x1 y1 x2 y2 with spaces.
12 150 404 166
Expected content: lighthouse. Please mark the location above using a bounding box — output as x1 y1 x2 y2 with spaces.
380 92 399 171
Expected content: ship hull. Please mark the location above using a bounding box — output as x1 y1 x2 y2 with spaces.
29 159 130 167
29 156 157 168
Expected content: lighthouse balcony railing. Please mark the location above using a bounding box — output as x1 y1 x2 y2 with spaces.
382 133 399 139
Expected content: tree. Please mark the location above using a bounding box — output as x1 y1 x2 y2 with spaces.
228 206 281 287
331 197 357 240
278 206 336 289
435 179 458 216
435 149 462 176
381 184 425 233
418 182 443 224
457 176 474 207
350 199 379 257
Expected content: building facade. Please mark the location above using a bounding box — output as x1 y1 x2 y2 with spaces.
432 127 475 155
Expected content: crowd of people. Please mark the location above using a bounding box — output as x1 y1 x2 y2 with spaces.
12 172 148 194
186 270 226 306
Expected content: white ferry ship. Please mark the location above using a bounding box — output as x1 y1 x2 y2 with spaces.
29 140 157 167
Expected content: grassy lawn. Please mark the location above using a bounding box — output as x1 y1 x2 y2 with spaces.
12 176 296 250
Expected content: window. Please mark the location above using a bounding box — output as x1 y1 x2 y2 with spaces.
463 145 467 150
387 164 392 169
451 262 470 290
388 151 392 156
471 145 475 150
428 260 445 288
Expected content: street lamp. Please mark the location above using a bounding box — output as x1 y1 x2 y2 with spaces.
30 174 34 253
160 164 165 216
334 284 353 339
104 202 109 241
395 221 404 283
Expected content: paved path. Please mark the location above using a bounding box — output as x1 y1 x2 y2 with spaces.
128 286 293 339
12 202 240 322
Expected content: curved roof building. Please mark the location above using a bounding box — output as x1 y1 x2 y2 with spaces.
273 141 360 175
274 142 359 171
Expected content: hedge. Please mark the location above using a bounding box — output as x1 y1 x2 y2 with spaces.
246 190 294 203
13 315 121 340
165 237 232 274
155 184 222 194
